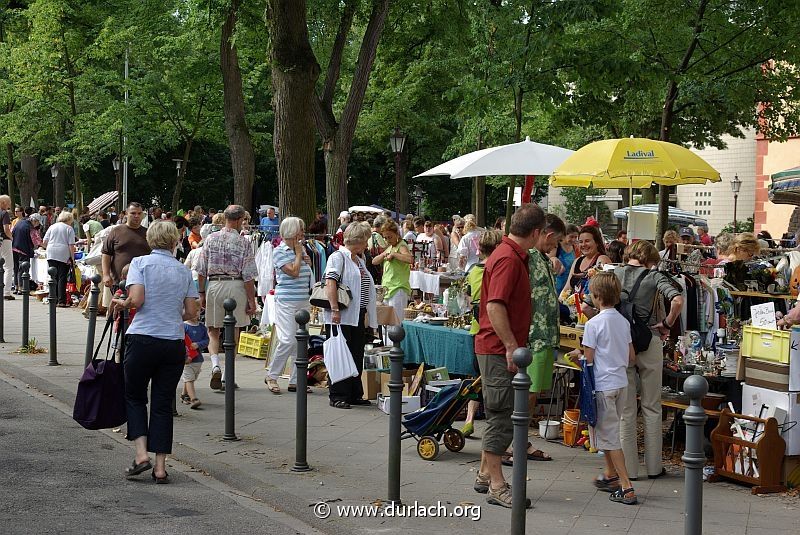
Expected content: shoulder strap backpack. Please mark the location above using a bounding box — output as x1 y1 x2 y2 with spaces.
616 267 653 354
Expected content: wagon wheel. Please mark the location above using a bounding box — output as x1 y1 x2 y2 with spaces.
443 429 465 452
417 436 440 460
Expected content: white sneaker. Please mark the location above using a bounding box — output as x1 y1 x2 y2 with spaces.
210 367 222 390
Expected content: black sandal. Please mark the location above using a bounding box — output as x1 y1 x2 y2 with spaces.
125 459 152 477
151 470 170 484
330 400 351 409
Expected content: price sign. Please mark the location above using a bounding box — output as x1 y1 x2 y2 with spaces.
750 302 777 330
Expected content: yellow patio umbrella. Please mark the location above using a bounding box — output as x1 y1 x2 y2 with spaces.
549 138 721 236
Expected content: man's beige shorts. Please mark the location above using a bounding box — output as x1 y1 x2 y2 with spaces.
206 280 250 328
591 387 626 451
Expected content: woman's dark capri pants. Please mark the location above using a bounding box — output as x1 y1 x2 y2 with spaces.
124 334 185 453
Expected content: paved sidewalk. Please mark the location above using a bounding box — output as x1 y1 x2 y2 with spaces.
1 298 799 534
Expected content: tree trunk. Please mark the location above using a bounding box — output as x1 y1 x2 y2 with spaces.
221 0 256 213
171 140 193 213
655 0 708 249
472 133 485 226
19 154 39 208
5 143 14 205
268 0 320 224
324 133 350 221
73 163 83 210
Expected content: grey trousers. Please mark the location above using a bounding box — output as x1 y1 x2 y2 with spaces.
619 334 663 479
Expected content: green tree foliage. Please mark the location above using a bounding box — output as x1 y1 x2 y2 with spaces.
721 217 755 234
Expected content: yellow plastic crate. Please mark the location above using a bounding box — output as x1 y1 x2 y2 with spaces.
238 331 271 360
741 326 790 364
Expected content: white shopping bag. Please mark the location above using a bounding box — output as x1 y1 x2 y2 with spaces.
323 326 359 384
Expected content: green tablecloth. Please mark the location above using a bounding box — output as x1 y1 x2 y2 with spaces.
400 320 476 376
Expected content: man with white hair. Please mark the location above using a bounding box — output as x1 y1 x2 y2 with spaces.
334 210 350 247
197 205 258 391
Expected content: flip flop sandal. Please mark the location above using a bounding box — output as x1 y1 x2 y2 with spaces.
125 459 152 477
330 400 351 409
527 449 553 461
264 378 281 394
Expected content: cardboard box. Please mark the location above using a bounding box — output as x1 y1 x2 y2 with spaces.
380 369 416 396
377 394 421 415
744 358 790 391
361 370 381 400
424 367 450 382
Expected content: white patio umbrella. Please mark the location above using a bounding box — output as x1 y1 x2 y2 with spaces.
416 136 574 179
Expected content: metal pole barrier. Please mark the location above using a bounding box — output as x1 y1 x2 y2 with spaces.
20 261 30 347
683 375 709 535
0 257 6 343
292 309 312 472
222 298 238 441
118 279 128 357
84 274 102 368
512 347 533 534
47 267 59 366
387 324 405 504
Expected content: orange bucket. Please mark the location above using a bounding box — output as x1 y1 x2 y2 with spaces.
562 409 584 446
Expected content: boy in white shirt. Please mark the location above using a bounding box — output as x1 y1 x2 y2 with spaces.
581 272 637 505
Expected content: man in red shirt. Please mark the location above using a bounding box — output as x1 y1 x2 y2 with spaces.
473 203 544 508
697 226 713 246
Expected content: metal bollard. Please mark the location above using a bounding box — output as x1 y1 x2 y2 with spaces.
292 309 312 472
683 375 709 535
118 279 128 357
387 325 406 504
47 267 59 366
511 347 533 534
0 257 6 343
20 261 30 347
84 274 102 368
222 298 238 441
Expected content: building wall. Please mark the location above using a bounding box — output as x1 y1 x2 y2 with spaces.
680 130 757 235
754 135 800 237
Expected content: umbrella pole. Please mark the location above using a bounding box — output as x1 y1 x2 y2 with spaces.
627 183 633 237
504 177 516 236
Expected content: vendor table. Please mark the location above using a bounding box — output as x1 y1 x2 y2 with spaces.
661 394 722 454
408 271 464 296
400 320 475 376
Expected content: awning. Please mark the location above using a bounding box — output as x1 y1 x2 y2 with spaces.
613 204 708 226
769 165 800 206
86 191 118 215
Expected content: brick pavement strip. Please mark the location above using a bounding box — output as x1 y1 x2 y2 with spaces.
1 299 799 534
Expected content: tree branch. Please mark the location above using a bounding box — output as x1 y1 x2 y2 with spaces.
338 0 389 145
320 0 357 110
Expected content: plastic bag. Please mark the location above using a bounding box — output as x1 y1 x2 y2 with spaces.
323 326 358 384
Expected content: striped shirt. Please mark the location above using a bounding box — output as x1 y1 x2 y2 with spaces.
325 251 370 310
273 244 312 302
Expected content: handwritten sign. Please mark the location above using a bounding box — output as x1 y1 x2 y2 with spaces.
750 302 777 330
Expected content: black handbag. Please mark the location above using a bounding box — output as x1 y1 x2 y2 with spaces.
72 317 126 430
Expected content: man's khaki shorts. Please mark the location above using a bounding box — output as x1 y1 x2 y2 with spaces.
476 354 514 455
205 279 250 328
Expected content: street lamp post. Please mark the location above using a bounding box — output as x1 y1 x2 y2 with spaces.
112 156 121 211
731 173 742 233
412 185 424 215
389 127 406 222
50 163 59 207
